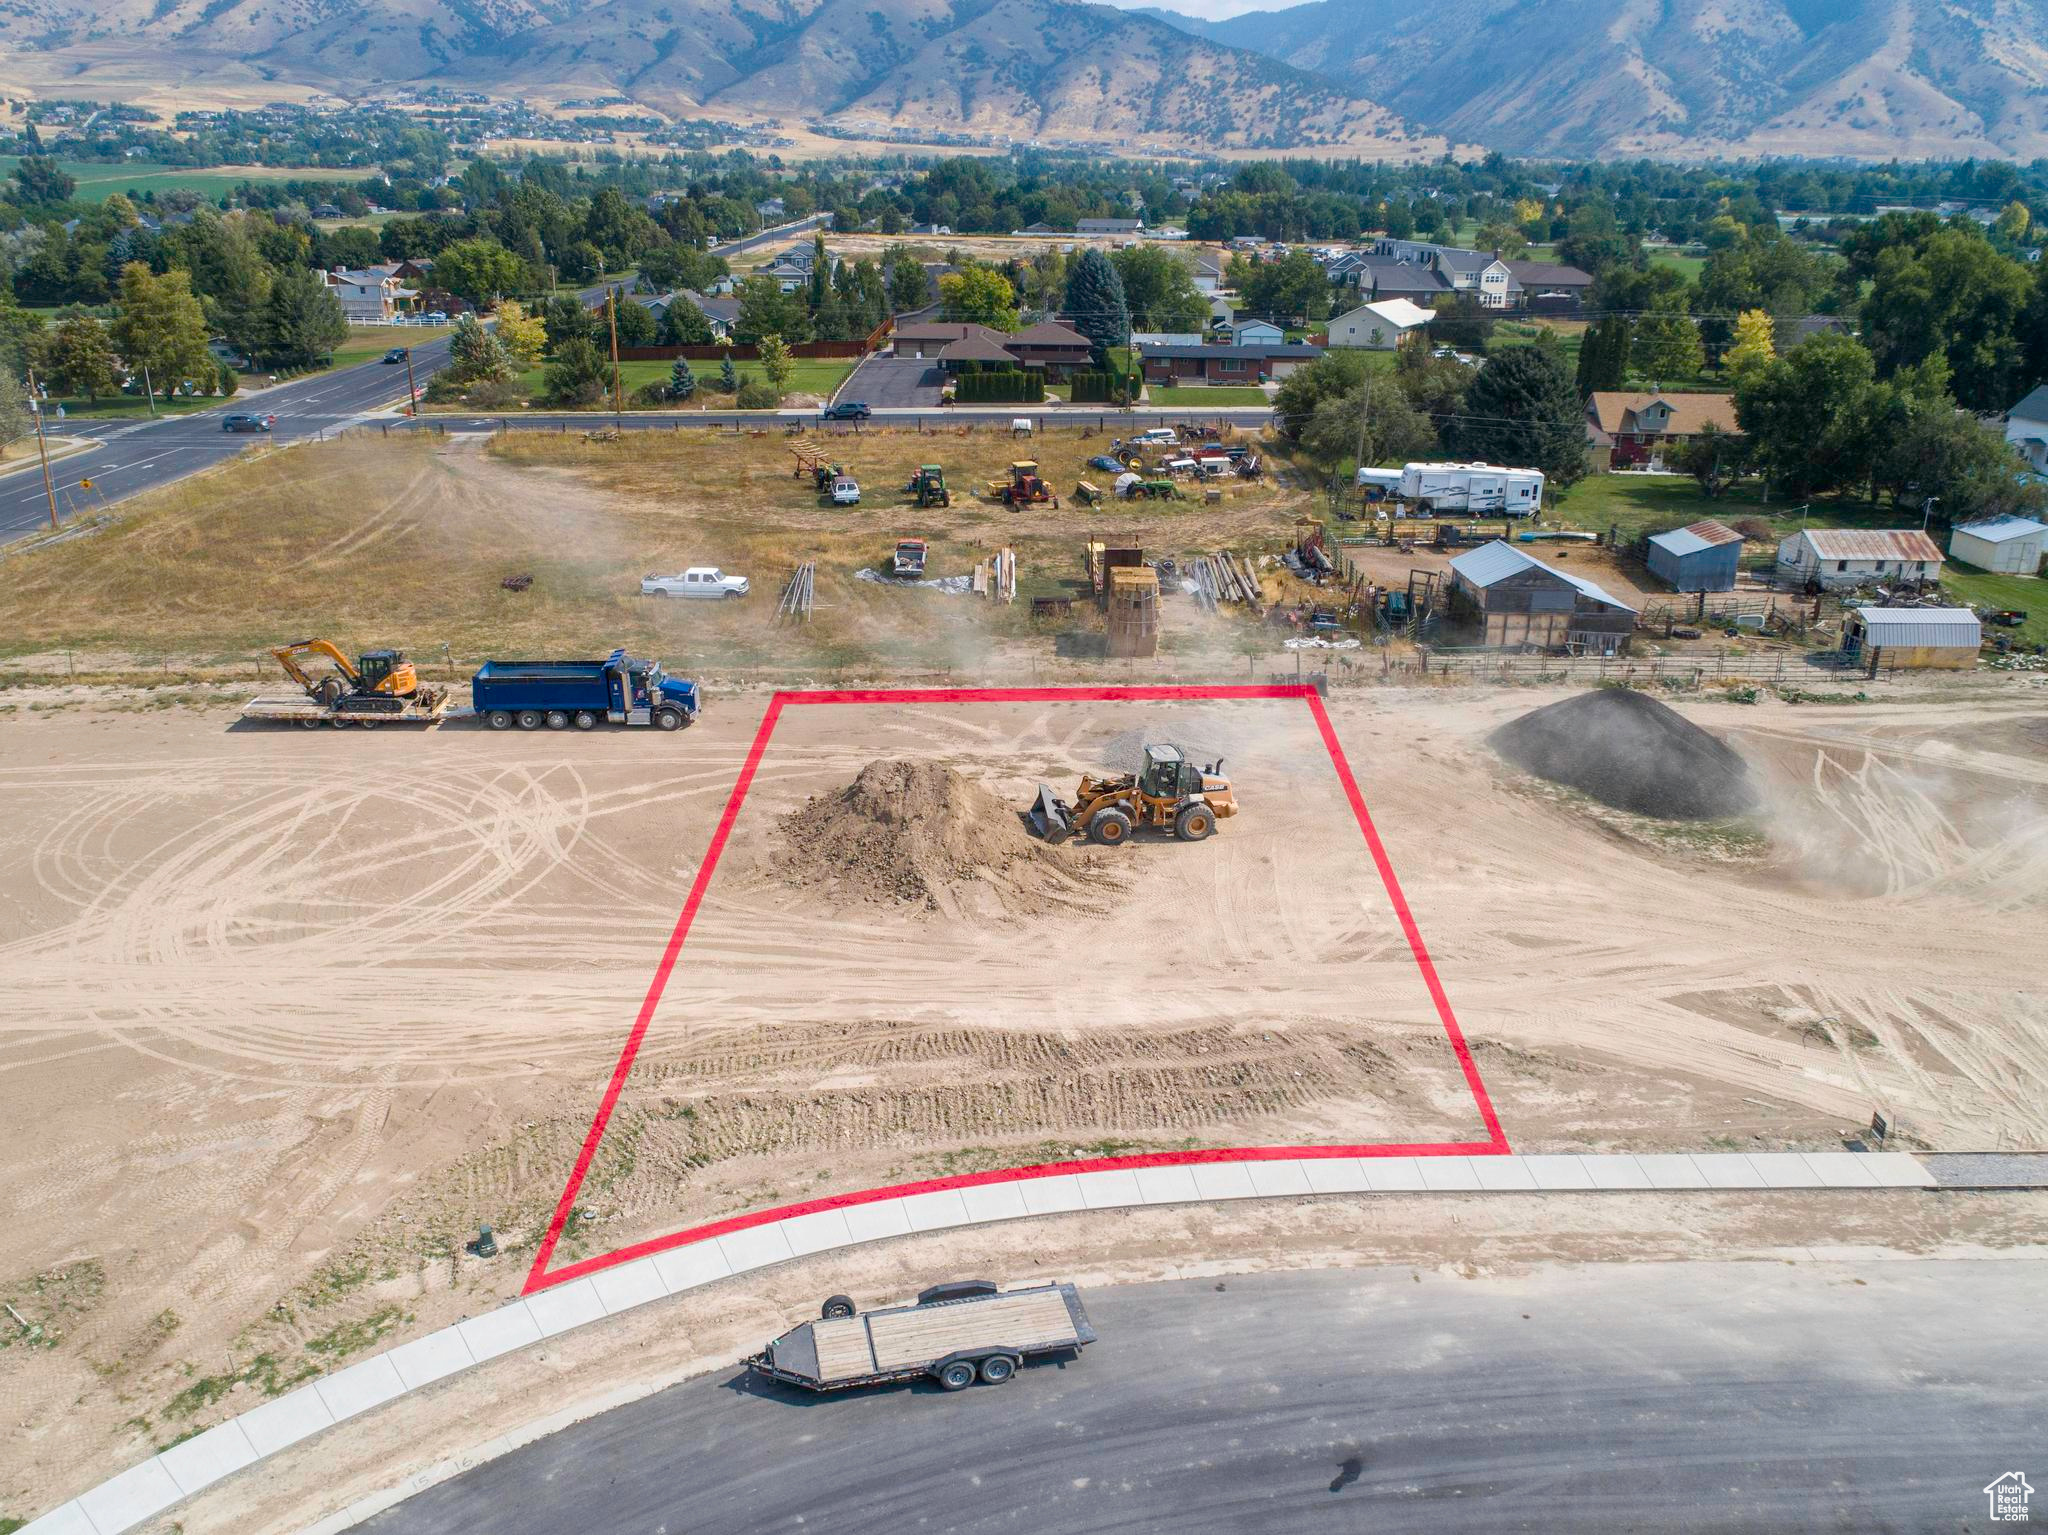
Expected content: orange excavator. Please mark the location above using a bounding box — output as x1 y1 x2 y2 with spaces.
250 639 447 726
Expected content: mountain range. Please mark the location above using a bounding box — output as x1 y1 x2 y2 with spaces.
1143 0 2048 160
2 0 2044 159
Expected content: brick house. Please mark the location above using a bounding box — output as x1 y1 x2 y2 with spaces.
1584 391 1742 468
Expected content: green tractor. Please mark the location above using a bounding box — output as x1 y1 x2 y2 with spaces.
906 464 951 508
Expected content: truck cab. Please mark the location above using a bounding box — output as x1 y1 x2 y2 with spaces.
603 650 699 730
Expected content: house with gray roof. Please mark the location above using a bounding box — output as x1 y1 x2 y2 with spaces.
2005 384 2048 473
1447 541 1637 653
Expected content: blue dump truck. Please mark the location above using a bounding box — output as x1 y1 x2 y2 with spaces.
471 649 700 732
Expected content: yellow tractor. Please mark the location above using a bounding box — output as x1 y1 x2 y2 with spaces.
270 639 438 715
1027 743 1236 845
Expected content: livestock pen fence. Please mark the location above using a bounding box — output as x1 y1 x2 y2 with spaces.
1399 647 1885 686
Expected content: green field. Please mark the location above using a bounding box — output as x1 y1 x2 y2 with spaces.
1150 386 1271 405
1550 471 1948 550
1647 248 1708 282
0 156 343 205
1939 562 2045 645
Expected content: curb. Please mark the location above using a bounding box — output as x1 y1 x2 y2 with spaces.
21 1150 1939 1535
0 435 99 482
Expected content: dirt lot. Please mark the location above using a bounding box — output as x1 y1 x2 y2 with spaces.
3 677 2046 1522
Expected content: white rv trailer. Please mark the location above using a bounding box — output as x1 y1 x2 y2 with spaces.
1355 461 1544 517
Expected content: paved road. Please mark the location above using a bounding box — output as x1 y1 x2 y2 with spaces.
2 333 452 544
361 1261 2044 1534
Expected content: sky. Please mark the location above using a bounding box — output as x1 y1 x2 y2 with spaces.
1096 0 1301 21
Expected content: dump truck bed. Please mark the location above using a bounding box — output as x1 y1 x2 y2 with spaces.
750 1283 1094 1391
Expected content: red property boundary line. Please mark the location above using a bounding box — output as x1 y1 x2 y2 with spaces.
524 684 1508 1295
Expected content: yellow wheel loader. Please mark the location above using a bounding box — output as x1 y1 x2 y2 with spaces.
1027 743 1236 846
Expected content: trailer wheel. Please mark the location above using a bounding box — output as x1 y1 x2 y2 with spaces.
821 1295 856 1321
936 1361 977 1391
516 710 543 731
487 710 513 731
1087 807 1133 846
545 710 569 730
572 712 597 730
978 1355 1017 1384
654 707 684 731
1174 804 1215 842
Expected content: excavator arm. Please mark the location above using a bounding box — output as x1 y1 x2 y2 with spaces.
270 639 361 699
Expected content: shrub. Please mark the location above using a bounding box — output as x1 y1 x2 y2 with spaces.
630 380 672 408
735 376 781 410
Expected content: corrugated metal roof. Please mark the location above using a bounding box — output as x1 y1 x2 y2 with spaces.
1449 541 1637 612
1648 519 1744 558
1797 528 1944 561
1853 607 1982 648
1950 515 2048 545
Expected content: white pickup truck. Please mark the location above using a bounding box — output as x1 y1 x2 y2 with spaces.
642 567 749 599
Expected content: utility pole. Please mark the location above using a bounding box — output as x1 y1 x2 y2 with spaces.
1920 495 1939 531
1350 364 1373 522
141 360 156 419
24 365 60 532
402 347 420 418
607 288 623 428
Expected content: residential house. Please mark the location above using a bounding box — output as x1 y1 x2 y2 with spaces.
1139 341 1321 387
1447 540 1638 653
761 258 810 294
310 202 343 220
938 332 1025 371
1774 528 1944 589
1229 318 1284 347
1645 519 1744 592
1132 331 1205 347
1583 391 1741 469
1503 259 1594 312
1351 257 1453 306
1430 246 1515 307
1948 515 2047 574
325 267 413 322
1328 298 1433 350
672 289 740 340
1004 320 1094 380
1077 217 1144 236
893 322 1004 359
755 196 786 219
1191 250 1225 295
2004 384 2048 473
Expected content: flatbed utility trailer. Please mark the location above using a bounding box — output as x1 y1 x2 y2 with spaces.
748 1280 1095 1394
240 691 451 727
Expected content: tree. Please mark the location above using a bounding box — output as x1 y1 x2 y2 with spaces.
543 295 593 354
216 357 239 398
1725 309 1775 382
1994 201 2032 246
1862 228 2031 412
1473 220 1528 258
1237 249 1330 325
1300 382 1437 469
1062 248 1130 367
1875 408 2046 524
1431 294 1494 352
1631 303 1703 382
1272 349 1377 440
172 214 273 364
659 296 714 346
637 242 727 295
1734 331 1880 499
609 291 657 347
669 356 696 402
1675 423 1750 497
109 263 213 397
1575 314 1630 394
433 238 528 305
448 312 514 383
0 368 31 446
542 336 607 406
938 266 1018 330
719 353 740 394
11 157 75 207
734 275 809 343
1110 246 1207 333
810 231 831 309
494 300 546 368
887 252 932 313
42 315 120 401
261 263 349 369
1444 343 1586 487
756 333 794 398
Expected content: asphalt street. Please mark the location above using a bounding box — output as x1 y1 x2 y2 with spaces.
360 1260 2045 1534
1 333 452 544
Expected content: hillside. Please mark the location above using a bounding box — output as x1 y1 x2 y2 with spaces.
0 0 1444 157
1148 0 2048 160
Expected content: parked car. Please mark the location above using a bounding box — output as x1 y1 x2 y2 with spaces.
821 401 872 421
1129 427 1179 446
641 567 750 599
222 413 276 433
830 475 861 505
383 347 410 363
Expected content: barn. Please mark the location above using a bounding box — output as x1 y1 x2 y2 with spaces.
1645 519 1744 592
1844 607 1982 669
1947 516 2047 575
1447 541 1638 655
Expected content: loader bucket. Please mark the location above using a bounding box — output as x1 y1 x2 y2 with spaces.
1027 784 1073 843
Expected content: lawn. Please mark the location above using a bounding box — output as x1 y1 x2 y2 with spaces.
440 355 857 410
35 392 228 421
1647 248 1707 282
1940 562 2046 645
1488 319 1584 376
0 157 338 205
1150 386 1271 406
1550 471 1949 549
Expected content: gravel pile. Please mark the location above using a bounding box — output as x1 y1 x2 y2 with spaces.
1489 688 1757 820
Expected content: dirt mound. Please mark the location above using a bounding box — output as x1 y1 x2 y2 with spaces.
774 760 1114 918
1489 688 1757 820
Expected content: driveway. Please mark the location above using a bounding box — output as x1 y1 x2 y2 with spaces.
836 354 944 409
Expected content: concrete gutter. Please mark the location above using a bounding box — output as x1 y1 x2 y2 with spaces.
15 1150 1957 1535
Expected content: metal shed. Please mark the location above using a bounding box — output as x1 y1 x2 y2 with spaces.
1947 516 2047 575
1845 607 1982 669
1646 519 1744 592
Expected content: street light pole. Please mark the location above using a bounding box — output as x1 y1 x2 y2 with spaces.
24 365 60 532
1921 495 1939 530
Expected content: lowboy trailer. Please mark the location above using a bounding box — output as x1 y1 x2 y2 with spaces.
747 1280 1095 1394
